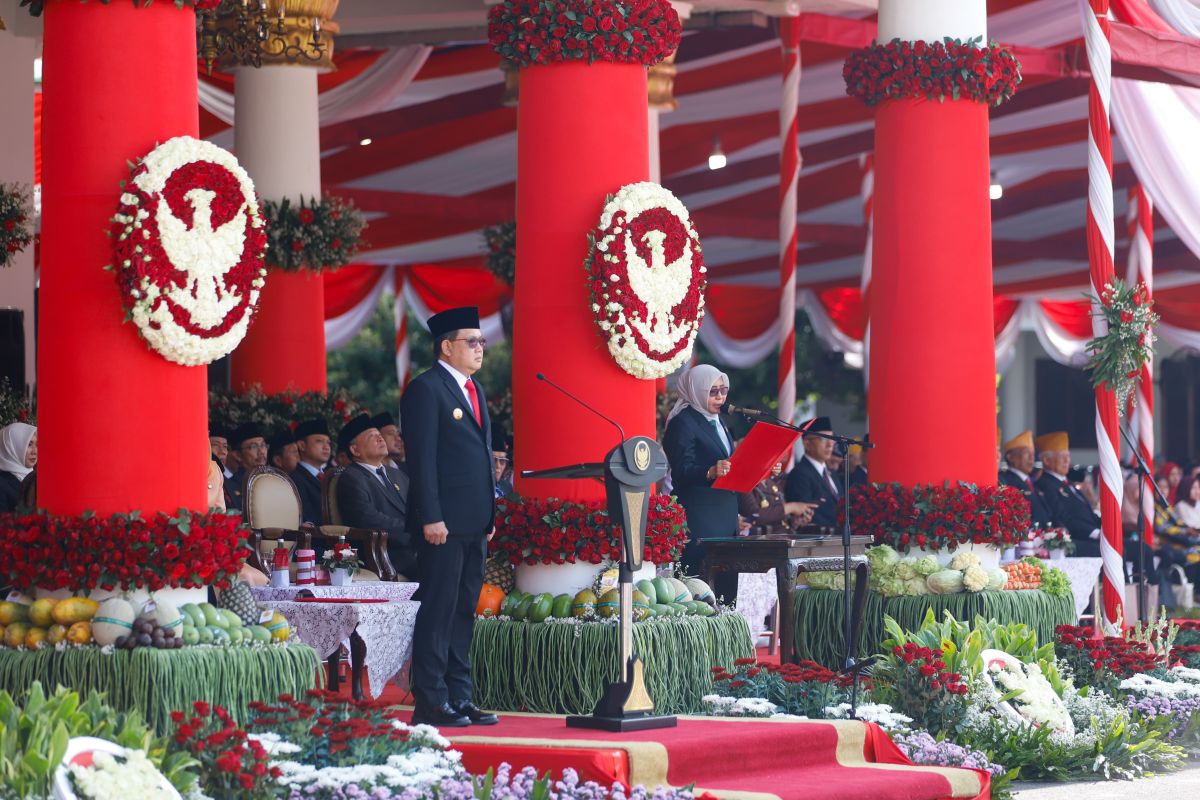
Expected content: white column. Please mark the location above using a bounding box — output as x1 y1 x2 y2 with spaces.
648 107 662 183
0 22 36 390
878 0 986 41
233 66 322 199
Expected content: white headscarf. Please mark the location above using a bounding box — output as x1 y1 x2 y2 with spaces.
667 364 730 423
0 423 36 480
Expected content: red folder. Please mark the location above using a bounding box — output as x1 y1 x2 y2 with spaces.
712 421 801 492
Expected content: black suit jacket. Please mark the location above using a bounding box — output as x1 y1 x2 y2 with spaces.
225 468 246 513
400 364 495 539
336 462 414 574
784 457 840 527
999 469 1053 527
291 465 324 526
849 466 869 488
662 407 738 539
1036 473 1101 556
0 472 20 513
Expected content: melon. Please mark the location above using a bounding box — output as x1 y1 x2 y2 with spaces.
651 577 674 605
572 589 596 618
684 578 715 604
155 604 184 636
265 611 290 642
669 578 692 603
91 598 136 647
551 594 573 619
597 588 620 618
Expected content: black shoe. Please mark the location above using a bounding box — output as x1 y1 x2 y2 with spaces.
411 703 471 728
452 700 499 725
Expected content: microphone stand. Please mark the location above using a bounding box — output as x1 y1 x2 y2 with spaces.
1117 424 1172 621
727 409 875 716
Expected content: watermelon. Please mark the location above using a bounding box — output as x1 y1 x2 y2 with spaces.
551 594 573 619
513 596 534 622
684 578 715 604
652 577 674 605
528 593 554 623
572 589 596 618
669 578 692 603
500 590 525 617
597 589 620 618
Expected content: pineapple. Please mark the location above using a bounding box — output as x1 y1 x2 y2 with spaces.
483 555 515 593
217 580 260 626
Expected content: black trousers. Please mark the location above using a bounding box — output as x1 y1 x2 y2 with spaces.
411 534 487 710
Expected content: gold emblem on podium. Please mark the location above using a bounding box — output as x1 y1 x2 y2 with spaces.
634 440 651 471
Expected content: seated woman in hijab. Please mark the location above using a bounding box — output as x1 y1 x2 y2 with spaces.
0 422 36 513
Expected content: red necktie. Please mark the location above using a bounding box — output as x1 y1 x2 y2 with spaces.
1026 478 1035 493
825 469 839 497
465 379 482 426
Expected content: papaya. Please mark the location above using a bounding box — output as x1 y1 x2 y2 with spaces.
684 578 715 604
499 591 524 617
51 597 99 625
66 622 92 645
0 601 30 626
571 589 596 618
46 624 68 645
25 627 48 649
551 594 573 619
29 599 58 627
4 623 29 648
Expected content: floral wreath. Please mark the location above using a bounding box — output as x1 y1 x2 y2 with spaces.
1087 277 1157 410
0 182 34 269
844 37 1022 107
483 221 516 286
488 0 681 68
208 386 368 437
109 136 267 367
584 182 706 379
980 649 1074 736
849 481 1030 552
260 195 366 273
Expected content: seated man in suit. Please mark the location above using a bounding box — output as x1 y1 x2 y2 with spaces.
372 412 406 469
334 413 415 578
268 429 300 475
291 418 330 526
226 423 267 512
492 425 513 499
999 430 1052 527
784 416 840 528
1035 431 1101 557
209 425 234 481
848 436 870 487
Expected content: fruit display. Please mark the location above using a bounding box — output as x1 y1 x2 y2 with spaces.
1003 560 1043 590
482 575 718 623
0 594 290 651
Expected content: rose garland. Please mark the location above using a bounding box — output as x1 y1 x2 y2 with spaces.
585 182 706 379
260 195 366 273
208 386 368 437
488 0 681 68
849 481 1031 552
490 494 688 566
20 0 218 15
844 37 1022 107
0 509 252 593
1086 278 1158 410
109 136 267 367
0 182 34 269
483 221 516 286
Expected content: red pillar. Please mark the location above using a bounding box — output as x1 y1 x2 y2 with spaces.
512 63 656 501
868 98 996 486
38 0 206 515
230 271 327 394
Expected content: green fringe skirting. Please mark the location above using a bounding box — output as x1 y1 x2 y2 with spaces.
793 589 1077 669
471 613 755 715
0 644 321 734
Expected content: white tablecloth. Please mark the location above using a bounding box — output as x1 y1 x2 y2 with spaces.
250 583 419 603
736 570 778 641
1040 557 1103 618
261 599 419 699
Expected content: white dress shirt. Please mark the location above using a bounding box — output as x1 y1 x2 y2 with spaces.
438 359 474 407
804 454 838 495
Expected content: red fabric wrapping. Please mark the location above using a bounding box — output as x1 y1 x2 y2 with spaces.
862 724 991 800
994 296 1021 335
819 287 867 341
869 98 997 488
408 263 512 318
706 284 779 339
1155 283 1200 328
455 743 631 788
323 263 387 319
231 270 328 394
1039 299 1094 339
38 0 207 515
512 62 655 502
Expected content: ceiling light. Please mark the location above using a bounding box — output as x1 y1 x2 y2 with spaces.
359 137 373 146
989 172 1003 201
708 138 726 171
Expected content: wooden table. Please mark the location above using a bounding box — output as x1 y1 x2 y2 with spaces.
702 534 872 664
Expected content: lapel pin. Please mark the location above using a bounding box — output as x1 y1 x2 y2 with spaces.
453 408 464 420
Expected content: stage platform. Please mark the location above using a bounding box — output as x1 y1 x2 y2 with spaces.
390 709 990 800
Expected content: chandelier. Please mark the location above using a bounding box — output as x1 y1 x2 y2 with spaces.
198 0 329 75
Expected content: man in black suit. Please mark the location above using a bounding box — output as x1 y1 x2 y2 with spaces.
269 430 300 475
372 412 405 469
334 414 415 579
401 306 498 729
998 430 1052 527
491 425 513 499
784 417 840 528
291 418 331 526
848 436 870 487
1035 431 1101 557
226 423 267 513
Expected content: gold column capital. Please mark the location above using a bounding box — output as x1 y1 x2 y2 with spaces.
499 52 679 110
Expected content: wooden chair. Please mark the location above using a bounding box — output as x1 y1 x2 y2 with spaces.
243 466 313 576
321 466 398 581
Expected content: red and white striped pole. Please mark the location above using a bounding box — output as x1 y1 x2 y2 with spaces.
859 152 874 388
777 15 801 430
1126 185 1154 550
393 267 411 393
1083 0 1125 631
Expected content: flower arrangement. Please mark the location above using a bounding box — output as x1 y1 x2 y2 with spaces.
708 657 855 718
849 481 1030 553
487 0 682 68
483 221 516 286
983 651 1074 736
320 541 363 577
584 182 707 379
1054 624 1164 691
68 747 175 800
843 37 1022 107
0 509 251 593
208 386 368 437
490 494 688 566
1039 526 1074 554
0 181 33 268
1086 278 1158 409
0 376 33 427
890 730 1006 778
874 642 970 733
109 136 267 366
260 195 366 273
168 700 279 799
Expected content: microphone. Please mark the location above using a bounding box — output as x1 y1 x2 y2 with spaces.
536 373 626 443
723 403 769 419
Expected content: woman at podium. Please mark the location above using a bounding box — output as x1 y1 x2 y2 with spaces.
663 364 739 574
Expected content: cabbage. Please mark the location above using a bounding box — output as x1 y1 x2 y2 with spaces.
876 576 906 597
914 556 941 577
962 565 989 593
926 570 965 595
866 545 900 572
905 576 932 596
985 568 1008 591
947 551 982 571
894 559 918 581
806 572 836 589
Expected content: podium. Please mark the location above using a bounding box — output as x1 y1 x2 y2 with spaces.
522 436 678 732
